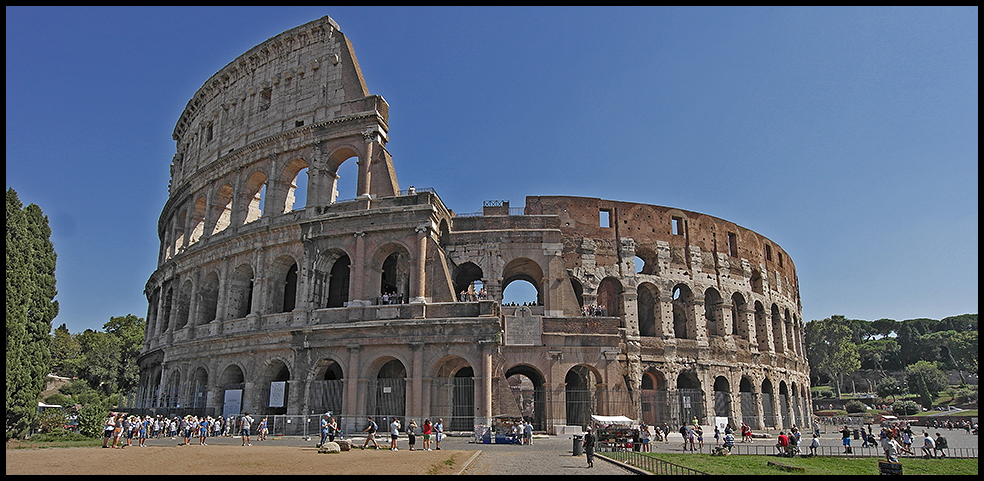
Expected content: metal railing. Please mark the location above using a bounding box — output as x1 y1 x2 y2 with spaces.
605 451 709 475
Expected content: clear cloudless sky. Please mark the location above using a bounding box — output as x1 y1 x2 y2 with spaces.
6 6 978 334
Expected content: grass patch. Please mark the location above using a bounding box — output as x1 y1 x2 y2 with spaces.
606 453 978 476
6 437 102 450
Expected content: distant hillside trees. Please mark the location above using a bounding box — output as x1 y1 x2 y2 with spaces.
6 188 59 440
805 314 978 403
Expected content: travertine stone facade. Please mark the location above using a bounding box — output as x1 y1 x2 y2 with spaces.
136 16 811 435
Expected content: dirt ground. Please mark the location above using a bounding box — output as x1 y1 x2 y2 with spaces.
5 444 475 475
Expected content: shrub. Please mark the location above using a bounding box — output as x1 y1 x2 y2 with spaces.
844 400 868 414
893 400 920 416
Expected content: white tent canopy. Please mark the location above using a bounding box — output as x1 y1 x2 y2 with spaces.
590 415 635 425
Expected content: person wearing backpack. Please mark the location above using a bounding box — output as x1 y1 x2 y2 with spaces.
361 416 380 450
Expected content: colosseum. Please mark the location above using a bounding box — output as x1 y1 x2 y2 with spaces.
133 16 812 436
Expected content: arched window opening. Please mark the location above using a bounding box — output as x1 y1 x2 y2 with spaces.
244 171 267 223
189 196 207 245
288 168 309 211
565 366 593 428
505 366 546 431
211 184 234 234
713 376 731 419
640 371 668 425
372 359 407 421
229 264 254 319
750 269 764 294
672 284 692 339
771 304 784 353
502 279 539 306
596 277 623 317
755 302 769 350
731 293 746 338
197 272 220 326
282 263 298 312
190 367 208 412
266 363 291 416
637 282 659 337
379 249 410 304
332 157 359 202
453 262 485 302
312 360 344 416
327 255 351 308
704 288 723 337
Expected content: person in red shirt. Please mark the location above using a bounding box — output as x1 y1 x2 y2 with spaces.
776 431 790 456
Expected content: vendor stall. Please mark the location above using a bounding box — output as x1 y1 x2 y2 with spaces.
475 415 524 444
590 415 638 452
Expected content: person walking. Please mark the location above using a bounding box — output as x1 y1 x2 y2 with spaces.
839 425 852 454
361 416 380 450
583 427 597 468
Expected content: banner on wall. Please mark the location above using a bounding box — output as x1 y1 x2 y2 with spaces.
269 381 286 408
223 389 243 418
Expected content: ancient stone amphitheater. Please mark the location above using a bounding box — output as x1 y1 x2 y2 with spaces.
134 16 811 435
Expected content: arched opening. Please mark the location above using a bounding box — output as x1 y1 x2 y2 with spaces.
502 279 538 305
761 378 775 428
229 264 254 319
210 183 234 234
197 272 220 327
750 269 764 294
327 254 351 308
327 151 359 203
243 170 267 223
713 376 731 419
282 263 298 312
731 293 747 338
263 361 291 416
311 359 344 416
219 364 246 417
704 287 723 337
371 359 407 421
676 371 703 424
189 196 207 245
452 367 475 431
175 280 193 330
501 258 543 306
377 246 411 304
778 381 791 429
597 277 623 317
635 245 658 275
641 370 669 425
171 208 186 256
637 282 660 337
565 366 594 428
452 262 484 301
163 370 180 408
754 301 769 350
672 284 692 339
505 366 546 431
771 304 784 353
739 377 756 427
569 276 584 309
280 159 309 213
190 367 208 412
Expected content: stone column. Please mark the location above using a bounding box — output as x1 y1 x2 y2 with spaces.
346 344 361 433
351 232 366 304
411 225 429 303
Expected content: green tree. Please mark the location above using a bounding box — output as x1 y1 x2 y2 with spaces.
6 188 59 440
75 330 122 395
875 376 905 402
905 361 948 409
103 314 145 394
50 323 82 377
805 316 861 397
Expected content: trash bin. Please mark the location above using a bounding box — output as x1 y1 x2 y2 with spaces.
572 435 583 456
853 429 860 440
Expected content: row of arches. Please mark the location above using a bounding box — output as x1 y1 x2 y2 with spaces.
640 371 811 430
163 150 362 262
143 355 808 433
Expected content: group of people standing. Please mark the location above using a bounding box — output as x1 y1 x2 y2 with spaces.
102 411 264 448
357 416 445 451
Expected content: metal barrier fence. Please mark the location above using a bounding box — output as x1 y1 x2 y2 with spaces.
605 451 709 475
675 442 978 459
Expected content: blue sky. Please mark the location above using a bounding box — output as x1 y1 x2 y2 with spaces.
6 6 978 334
